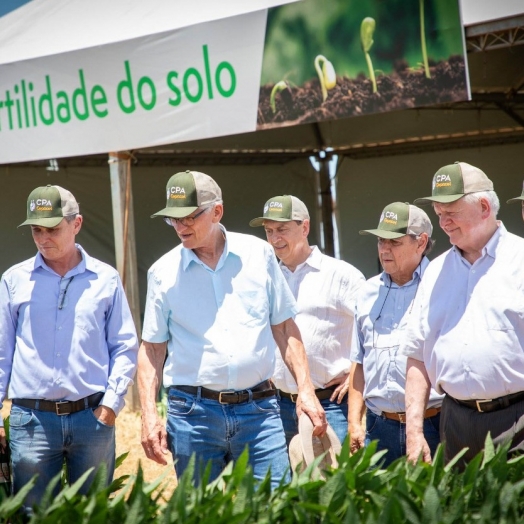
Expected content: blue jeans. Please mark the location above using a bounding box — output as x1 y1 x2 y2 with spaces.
166 386 290 488
365 410 441 467
9 405 115 512
278 395 348 447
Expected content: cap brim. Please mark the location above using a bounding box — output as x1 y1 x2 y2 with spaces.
507 197 524 204
413 194 465 205
18 217 64 228
151 206 198 219
359 229 406 239
249 216 293 227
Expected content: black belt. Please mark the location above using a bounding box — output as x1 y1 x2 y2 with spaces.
12 392 104 416
278 387 337 403
172 380 276 405
449 391 524 413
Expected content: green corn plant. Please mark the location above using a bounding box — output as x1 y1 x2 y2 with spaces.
361 17 377 93
420 0 431 78
314 55 336 102
269 80 288 113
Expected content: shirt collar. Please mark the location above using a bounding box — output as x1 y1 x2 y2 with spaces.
280 245 320 273
34 243 89 277
181 224 232 271
380 256 429 287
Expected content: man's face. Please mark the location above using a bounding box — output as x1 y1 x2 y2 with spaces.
31 216 82 263
263 219 309 267
170 204 222 250
377 234 426 284
433 198 486 250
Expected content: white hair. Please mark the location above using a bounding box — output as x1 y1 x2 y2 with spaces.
463 191 500 217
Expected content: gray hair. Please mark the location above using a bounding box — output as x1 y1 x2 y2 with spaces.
463 191 500 217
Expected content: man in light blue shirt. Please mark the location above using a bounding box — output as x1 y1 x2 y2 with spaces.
0 185 138 511
348 202 443 467
138 171 326 488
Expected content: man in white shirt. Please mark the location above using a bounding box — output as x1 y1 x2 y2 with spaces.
403 162 524 466
250 195 364 445
507 182 524 220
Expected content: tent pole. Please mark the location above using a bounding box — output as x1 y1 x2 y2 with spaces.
109 151 140 412
317 152 335 257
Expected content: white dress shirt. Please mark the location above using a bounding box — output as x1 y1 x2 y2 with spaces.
402 223 524 400
273 246 365 393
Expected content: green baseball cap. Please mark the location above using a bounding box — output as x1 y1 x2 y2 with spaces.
18 185 79 228
360 202 433 239
414 162 494 205
507 181 524 203
249 195 310 227
151 170 222 219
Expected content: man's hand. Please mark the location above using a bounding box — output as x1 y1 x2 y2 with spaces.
296 388 328 437
93 405 116 427
348 422 365 454
325 373 350 404
406 431 432 464
0 427 6 450
141 414 169 465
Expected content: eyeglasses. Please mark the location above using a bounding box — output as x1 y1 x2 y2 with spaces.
58 276 74 310
163 207 208 227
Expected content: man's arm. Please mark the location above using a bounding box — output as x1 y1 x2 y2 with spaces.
271 318 327 436
405 357 432 464
348 362 366 454
138 341 169 465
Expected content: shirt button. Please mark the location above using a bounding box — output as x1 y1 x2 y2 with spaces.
58 326 62 330
56 353 60 357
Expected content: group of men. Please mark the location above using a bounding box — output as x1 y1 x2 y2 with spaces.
1 161 524 512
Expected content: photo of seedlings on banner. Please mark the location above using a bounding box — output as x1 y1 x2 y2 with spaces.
257 0 468 129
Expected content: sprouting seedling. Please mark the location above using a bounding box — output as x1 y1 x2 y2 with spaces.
360 17 377 93
314 55 336 102
270 81 289 113
419 0 431 79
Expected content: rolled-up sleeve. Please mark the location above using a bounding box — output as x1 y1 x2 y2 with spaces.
0 275 16 418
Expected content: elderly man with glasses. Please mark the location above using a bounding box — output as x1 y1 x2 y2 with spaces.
348 202 443 467
138 171 326 488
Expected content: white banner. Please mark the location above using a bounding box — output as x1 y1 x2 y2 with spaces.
0 11 266 163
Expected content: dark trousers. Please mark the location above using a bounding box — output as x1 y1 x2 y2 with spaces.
441 394 524 466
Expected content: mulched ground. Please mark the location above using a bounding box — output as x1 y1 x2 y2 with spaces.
257 55 467 129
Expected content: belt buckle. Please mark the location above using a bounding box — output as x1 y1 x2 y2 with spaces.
397 412 406 424
475 399 492 413
218 390 235 404
290 393 298 403
55 400 70 415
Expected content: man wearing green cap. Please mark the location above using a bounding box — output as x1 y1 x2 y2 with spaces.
249 195 364 448
0 185 138 511
138 172 326 488
347 202 442 467
403 162 524 466
507 182 524 221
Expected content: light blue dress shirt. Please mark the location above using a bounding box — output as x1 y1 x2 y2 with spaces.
142 226 298 391
0 244 139 417
403 223 524 400
351 257 443 414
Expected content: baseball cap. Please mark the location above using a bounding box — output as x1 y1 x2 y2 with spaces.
249 195 310 227
414 161 494 205
360 201 433 239
507 181 524 204
18 185 79 228
151 170 222 219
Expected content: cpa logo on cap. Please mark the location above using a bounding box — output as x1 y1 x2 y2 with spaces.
30 200 36 212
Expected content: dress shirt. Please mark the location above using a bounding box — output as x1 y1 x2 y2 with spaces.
351 257 443 414
403 223 524 400
273 246 364 393
142 226 297 391
0 245 139 419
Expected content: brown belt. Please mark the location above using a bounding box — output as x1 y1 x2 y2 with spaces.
278 387 337 402
172 380 275 405
449 390 524 413
12 392 104 416
382 407 441 424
